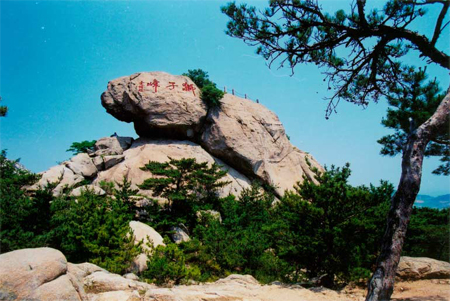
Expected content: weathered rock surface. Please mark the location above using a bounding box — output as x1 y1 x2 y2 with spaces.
129 221 165 251
128 221 165 273
397 256 450 280
100 71 322 197
84 271 152 294
71 185 106 197
201 93 322 196
143 274 354 301
94 136 133 156
0 248 83 300
101 72 207 139
94 139 252 198
169 226 190 244
33 165 84 196
66 153 98 178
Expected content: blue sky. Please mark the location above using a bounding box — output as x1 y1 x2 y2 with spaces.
1 0 449 196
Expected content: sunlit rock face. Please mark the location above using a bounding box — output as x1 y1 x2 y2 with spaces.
101 71 208 139
100 71 322 197
34 71 322 198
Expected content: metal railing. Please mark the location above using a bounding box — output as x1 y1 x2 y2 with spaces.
223 86 260 103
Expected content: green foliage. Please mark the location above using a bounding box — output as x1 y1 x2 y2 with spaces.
182 69 213 89
270 164 393 287
378 68 449 175
183 69 224 108
403 207 449 261
0 150 50 252
143 241 201 285
139 158 229 230
201 84 225 108
0 96 7 117
66 140 96 155
50 185 141 274
221 1 447 117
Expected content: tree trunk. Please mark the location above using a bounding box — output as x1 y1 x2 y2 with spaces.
366 87 450 301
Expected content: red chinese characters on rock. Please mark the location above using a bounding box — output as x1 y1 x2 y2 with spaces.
147 79 160 93
182 82 196 96
166 82 178 90
136 78 196 95
138 81 144 92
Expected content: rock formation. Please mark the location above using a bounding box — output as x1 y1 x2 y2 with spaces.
33 71 322 198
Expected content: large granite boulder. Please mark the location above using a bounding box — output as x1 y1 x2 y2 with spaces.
0 248 84 300
93 139 252 198
128 221 166 273
101 72 207 139
201 94 322 196
397 256 450 280
101 72 322 197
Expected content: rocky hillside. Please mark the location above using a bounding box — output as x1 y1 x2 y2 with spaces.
33 71 322 198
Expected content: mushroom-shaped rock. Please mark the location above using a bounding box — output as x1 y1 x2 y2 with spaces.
0 248 85 300
201 93 322 196
101 72 207 139
93 139 252 198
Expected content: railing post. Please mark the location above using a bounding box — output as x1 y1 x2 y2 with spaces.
224 86 227 93
245 94 247 99
232 89 235 95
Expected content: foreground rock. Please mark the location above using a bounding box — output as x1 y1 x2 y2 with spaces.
396 256 450 280
144 274 355 301
0 248 83 300
101 72 207 139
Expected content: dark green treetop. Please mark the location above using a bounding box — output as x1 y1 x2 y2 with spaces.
66 140 96 155
378 68 449 175
221 0 449 117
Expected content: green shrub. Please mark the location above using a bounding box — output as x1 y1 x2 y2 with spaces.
270 164 393 287
183 69 224 108
50 186 141 274
138 158 229 231
0 150 51 253
403 207 449 261
143 241 201 285
66 140 96 155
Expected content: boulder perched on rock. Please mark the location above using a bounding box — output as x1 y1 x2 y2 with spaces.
100 71 322 197
101 72 207 139
397 256 450 280
0 248 84 300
